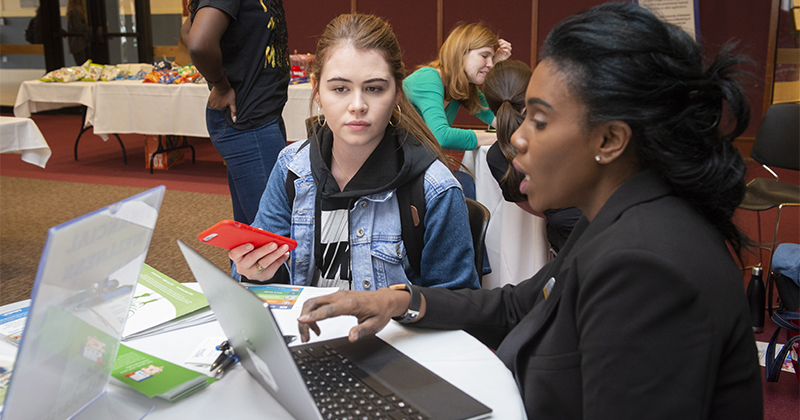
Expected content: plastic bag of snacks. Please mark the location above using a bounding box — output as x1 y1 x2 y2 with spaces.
158 70 183 84
80 62 104 81
289 51 314 84
176 64 202 83
39 67 82 83
100 65 124 81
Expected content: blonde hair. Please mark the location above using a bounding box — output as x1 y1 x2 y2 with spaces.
309 14 450 166
426 22 498 114
67 0 87 18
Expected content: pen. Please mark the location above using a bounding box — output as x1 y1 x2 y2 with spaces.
210 341 232 371
215 354 239 377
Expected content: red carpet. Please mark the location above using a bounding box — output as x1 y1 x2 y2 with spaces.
0 113 229 195
2 111 798 418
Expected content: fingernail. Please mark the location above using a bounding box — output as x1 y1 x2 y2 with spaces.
246 243 254 251
232 116 237 123
298 315 307 322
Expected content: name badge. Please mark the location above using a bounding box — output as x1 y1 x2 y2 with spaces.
543 277 556 299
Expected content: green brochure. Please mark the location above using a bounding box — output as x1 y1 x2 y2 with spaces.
112 344 215 402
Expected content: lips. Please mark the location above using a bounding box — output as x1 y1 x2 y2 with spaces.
345 121 370 131
514 163 529 194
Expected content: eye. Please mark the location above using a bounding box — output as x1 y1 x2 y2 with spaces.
366 86 384 93
534 120 547 130
332 86 347 93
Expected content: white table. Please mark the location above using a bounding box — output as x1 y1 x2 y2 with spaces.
14 80 315 142
0 290 527 420
0 116 52 168
462 144 549 289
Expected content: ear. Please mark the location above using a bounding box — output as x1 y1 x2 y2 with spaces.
395 87 402 107
594 121 632 164
312 82 321 108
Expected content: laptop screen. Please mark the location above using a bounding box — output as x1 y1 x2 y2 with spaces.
2 186 165 420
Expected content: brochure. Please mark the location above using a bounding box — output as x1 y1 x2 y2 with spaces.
93 264 215 340
0 300 31 347
112 344 215 402
0 357 13 413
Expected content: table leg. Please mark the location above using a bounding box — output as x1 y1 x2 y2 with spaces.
74 106 127 165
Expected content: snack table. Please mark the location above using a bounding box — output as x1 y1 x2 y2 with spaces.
0 116 52 168
462 144 549 289
14 80 316 141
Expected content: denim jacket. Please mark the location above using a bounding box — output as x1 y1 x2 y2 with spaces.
248 140 480 291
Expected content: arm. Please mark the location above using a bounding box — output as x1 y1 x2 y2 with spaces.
184 6 238 120
494 39 512 63
404 68 480 151
297 266 548 347
229 157 293 281
417 184 480 289
577 250 719 416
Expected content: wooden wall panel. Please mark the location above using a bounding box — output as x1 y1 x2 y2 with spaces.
282 0 771 137
442 0 533 67
283 0 351 54
358 0 439 69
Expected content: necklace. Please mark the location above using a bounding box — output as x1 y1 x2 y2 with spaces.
331 149 353 182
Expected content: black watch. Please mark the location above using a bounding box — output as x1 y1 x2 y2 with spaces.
389 284 421 324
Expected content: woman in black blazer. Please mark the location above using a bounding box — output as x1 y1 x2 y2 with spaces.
298 3 763 418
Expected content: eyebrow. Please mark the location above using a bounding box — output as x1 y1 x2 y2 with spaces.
325 77 390 84
527 98 553 109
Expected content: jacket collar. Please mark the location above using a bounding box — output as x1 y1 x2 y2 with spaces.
495 170 672 382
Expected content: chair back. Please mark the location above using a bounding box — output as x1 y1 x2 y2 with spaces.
465 197 491 284
751 103 800 171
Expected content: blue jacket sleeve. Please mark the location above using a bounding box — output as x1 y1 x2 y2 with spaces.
417 175 481 289
230 153 293 281
404 67 479 151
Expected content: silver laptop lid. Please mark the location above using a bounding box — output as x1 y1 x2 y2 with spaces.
2 186 165 420
177 240 323 420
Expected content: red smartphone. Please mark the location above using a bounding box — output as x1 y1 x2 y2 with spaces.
198 220 297 251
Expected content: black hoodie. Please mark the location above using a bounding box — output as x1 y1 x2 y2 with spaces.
307 124 438 288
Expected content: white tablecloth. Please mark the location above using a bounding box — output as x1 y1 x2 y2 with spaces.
0 285 527 420
0 116 52 168
462 145 549 289
14 80 315 142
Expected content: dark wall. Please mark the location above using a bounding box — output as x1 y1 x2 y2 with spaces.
286 0 770 137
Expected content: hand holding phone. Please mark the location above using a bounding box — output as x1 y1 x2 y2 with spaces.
198 220 297 251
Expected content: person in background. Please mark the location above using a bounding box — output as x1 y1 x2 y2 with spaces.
295 3 763 418
181 0 290 226
482 60 582 254
66 0 89 66
404 22 512 152
228 14 480 291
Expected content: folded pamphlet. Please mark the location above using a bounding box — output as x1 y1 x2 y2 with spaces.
0 300 31 347
112 344 215 402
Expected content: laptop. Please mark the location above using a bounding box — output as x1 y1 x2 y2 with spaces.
177 240 492 420
1 186 166 420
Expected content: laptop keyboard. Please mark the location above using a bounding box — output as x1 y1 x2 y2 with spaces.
292 343 428 420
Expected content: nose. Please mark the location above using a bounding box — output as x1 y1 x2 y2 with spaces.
349 92 367 114
486 57 494 69
511 125 526 154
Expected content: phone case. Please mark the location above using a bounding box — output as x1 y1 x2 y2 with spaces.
198 220 298 251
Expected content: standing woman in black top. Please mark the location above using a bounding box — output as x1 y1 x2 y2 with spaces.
182 0 290 225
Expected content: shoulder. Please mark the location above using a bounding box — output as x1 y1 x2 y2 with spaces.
277 140 312 176
422 160 461 200
405 68 443 90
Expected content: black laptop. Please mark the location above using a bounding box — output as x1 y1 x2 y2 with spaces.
177 240 492 420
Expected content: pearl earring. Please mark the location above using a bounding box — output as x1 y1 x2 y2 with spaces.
594 155 601 162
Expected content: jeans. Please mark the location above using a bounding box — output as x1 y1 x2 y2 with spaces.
206 107 287 225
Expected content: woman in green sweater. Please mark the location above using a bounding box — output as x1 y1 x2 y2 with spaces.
404 22 512 151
